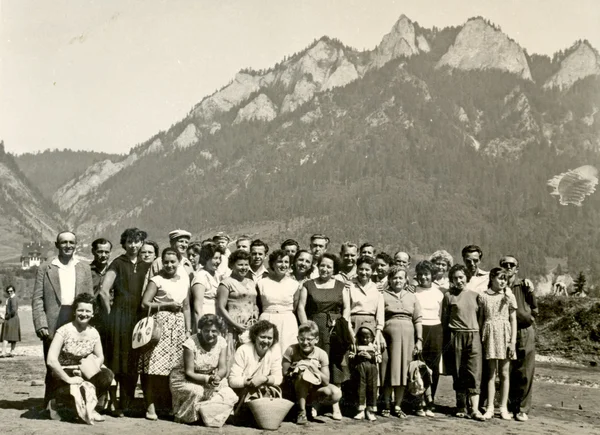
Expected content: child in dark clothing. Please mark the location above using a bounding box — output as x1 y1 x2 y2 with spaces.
349 325 381 421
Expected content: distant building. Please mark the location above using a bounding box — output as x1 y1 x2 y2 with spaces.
20 241 51 270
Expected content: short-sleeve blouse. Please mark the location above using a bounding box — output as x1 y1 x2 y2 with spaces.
182 334 227 373
55 323 100 366
382 288 423 324
150 273 190 304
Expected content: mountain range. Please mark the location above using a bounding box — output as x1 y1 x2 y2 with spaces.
8 15 600 282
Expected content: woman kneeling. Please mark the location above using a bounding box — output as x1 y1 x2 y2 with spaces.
169 314 238 424
282 321 341 425
46 293 114 424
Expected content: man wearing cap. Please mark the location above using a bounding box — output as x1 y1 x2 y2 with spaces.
502 255 537 422
309 234 329 279
32 231 93 408
147 229 194 281
462 245 489 294
213 232 232 278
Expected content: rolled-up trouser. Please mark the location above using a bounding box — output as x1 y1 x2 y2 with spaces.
449 330 481 396
509 325 535 414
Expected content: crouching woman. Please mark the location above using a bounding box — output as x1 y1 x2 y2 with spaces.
46 293 114 424
169 314 238 424
282 321 342 425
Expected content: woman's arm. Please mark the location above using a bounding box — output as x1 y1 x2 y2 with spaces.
292 284 301 313
191 283 205 331
47 332 82 385
414 322 423 353
509 309 517 352
215 343 229 381
182 295 191 335
92 333 105 366
99 270 117 315
216 284 243 331
183 346 208 385
296 286 308 324
342 286 354 339
228 345 247 389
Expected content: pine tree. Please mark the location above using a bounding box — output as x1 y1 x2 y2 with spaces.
574 271 587 295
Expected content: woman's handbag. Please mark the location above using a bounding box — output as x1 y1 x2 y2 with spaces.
132 306 162 350
79 354 102 379
247 386 294 430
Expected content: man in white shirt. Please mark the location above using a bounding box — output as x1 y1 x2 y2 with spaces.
32 231 93 408
214 232 232 278
249 239 270 283
462 245 489 293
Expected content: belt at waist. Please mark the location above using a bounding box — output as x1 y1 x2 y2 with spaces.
263 309 294 314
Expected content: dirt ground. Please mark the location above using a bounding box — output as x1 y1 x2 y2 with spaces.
1 309 599 435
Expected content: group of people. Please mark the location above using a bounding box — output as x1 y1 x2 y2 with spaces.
29 228 538 427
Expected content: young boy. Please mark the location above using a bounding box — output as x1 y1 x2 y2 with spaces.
441 264 486 421
349 325 380 421
282 321 342 425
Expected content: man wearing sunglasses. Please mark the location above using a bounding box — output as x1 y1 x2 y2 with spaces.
500 256 537 422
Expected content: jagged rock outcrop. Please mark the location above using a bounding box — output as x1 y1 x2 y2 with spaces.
370 15 429 68
234 94 278 124
173 123 199 149
53 153 138 212
143 138 163 155
436 18 532 81
281 78 318 113
191 72 275 121
544 42 600 90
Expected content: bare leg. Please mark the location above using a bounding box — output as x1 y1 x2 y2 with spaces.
498 359 511 419
485 360 497 417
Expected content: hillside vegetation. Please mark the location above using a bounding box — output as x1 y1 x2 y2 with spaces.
15 149 122 198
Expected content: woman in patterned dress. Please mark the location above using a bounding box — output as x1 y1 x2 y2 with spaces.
297 253 350 420
479 267 517 420
140 247 191 420
216 250 259 364
191 242 225 328
380 266 423 418
99 227 151 416
257 250 300 354
170 314 238 424
46 293 114 423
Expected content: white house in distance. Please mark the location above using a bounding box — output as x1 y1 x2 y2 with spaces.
20 241 52 270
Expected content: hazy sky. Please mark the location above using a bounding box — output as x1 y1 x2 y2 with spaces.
2 0 599 155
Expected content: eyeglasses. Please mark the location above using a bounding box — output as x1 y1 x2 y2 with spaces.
501 262 517 268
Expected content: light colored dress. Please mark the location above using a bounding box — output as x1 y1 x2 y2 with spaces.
169 335 238 424
257 276 300 355
139 273 189 375
480 289 517 360
191 269 220 315
219 277 259 358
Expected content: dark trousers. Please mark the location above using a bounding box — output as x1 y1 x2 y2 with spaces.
42 338 52 406
448 331 482 396
355 360 378 409
509 325 535 414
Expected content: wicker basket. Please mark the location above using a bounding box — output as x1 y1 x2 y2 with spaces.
197 401 233 428
248 396 294 430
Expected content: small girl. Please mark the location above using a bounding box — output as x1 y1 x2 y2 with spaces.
349 325 381 421
479 267 517 420
1 285 21 358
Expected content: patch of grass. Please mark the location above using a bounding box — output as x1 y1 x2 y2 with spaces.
537 295 600 363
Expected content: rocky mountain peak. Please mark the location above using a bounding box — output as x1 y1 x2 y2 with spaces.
436 17 532 81
544 41 600 90
370 14 429 68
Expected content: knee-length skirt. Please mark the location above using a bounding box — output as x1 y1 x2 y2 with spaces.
139 311 186 376
382 317 414 387
259 311 298 355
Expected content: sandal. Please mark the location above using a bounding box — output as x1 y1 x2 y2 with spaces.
381 409 391 418
393 406 407 419
455 409 468 418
